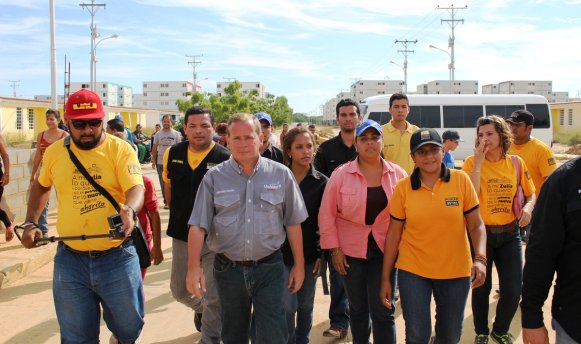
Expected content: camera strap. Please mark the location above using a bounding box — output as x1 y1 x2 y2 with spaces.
64 136 120 212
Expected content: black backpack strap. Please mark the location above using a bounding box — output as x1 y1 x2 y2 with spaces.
64 136 120 212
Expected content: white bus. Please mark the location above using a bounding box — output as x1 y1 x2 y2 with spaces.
360 94 552 160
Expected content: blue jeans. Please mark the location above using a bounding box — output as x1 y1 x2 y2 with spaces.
53 242 144 344
38 202 50 235
214 251 287 344
398 269 470 344
156 164 166 205
327 257 350 329
342 253 396 344
472 228 523 335
284 260 318 344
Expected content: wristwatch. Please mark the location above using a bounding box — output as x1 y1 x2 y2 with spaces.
124 205 138 221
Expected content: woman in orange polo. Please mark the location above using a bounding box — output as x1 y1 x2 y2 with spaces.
463 115 536 344
380 128 487 344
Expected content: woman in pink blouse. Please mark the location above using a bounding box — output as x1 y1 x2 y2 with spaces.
319 119 407 344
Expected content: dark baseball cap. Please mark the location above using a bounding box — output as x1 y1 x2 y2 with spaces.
442 130 464 142
410 128 443 153
254 112 272 126
507 110 534 126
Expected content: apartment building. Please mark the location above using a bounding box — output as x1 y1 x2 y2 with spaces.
134 81 193 112
323 91 352 124
216 81 265 98
350 80 404 102
482 80 569 102
416 80 479 94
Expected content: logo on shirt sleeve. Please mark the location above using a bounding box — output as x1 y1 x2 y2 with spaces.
445 197 459 206
548 157 556 166
127 164 142 175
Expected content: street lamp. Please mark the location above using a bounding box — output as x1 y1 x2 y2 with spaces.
91 33 118 91
389 60 405 92
429 44 454 94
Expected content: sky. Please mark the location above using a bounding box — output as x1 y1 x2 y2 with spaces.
1 0 580 115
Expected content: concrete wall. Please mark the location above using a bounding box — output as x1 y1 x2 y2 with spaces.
2 148 57 224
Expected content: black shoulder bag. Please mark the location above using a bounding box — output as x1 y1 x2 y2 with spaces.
64 137 152 268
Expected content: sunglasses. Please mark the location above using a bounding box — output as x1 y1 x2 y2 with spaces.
71 119 103 130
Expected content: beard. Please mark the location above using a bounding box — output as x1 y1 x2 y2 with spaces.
73 132 103 150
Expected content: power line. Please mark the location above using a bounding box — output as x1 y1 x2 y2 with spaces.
8 80 20 98
186 54 203 93
437 4 467 84
394 39 418 93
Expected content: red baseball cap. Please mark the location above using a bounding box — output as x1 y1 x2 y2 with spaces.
65 89 106 120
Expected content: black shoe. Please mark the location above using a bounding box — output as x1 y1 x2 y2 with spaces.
194 312 202 332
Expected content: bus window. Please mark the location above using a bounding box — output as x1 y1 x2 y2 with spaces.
525 104 550 128
486 105 524 118
443 106 484 128
408 106 441 128
368 112 391 125
368 112 382 123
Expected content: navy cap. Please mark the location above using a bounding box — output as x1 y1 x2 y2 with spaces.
507 110 534 126
254 112 272 126
356 119 382 137
410 128 443 153
442 130 464 142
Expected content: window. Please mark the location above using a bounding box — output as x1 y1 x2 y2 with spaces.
28 109 34 129
486 105 524 118
526 104 551 128
103 93 107 97
568 109 573 126
256 84 260 88
368 112 390 125
16 107 23 129
144 84 147 88
408 106 441 128
559 110 564 126
102 83 106 88
182 83 186 87
103 101 107 105
82 83 89 89
443 106 483 128
143 92 147 96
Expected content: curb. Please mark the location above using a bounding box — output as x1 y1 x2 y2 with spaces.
0 242 56 288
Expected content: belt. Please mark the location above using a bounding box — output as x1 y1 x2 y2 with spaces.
216 250 278 267
486 221 518 234
61 238 134 258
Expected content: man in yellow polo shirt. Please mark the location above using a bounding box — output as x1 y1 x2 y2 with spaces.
163 106 230 343
381 93 419 174
507 109 556 242
20 89 145 343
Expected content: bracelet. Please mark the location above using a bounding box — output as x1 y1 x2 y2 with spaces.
474 255 487 266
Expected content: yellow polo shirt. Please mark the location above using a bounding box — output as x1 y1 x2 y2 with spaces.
463 155 535 225
38 134 143 251
162 142 216 183
508 138 556 197
390 169 479 279
381 120 419 175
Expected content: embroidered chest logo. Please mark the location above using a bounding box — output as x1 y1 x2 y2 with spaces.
445 197 459 206
264 182 281 191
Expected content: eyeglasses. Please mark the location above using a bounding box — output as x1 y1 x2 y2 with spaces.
414 146 442 157
357 135 381 143
71 119 103 130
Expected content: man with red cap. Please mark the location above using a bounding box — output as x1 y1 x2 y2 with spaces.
20 89 145 344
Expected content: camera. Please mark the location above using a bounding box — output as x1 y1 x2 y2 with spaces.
108 214 125 239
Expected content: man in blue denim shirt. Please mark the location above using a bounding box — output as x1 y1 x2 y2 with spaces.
186 113 307 344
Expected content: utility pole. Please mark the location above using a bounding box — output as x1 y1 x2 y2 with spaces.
186 54 203 93
50 0 58 110
438 4 467 93
80 0 106 91
8 80 20 98
394 39 417 93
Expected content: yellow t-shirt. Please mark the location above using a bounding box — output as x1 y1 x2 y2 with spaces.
390 169 480 279
462 155 535 225
38 134 143 251
508 138 556 197
381 120 419 175
162 142 216 183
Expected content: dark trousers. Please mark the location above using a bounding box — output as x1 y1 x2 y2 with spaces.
472 228 523 335
341 252 396 344
327 258 350 329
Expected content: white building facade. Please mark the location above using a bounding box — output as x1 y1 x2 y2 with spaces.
135 81 193 111
482 80 569 102
216 81 265 98
416 80 478 94
350 80 404 103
